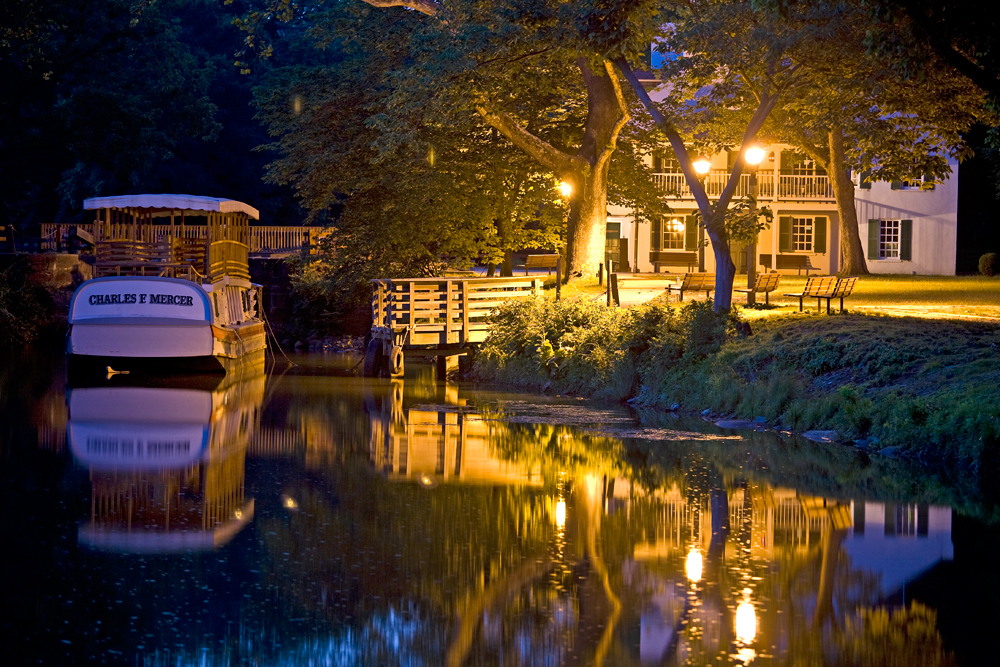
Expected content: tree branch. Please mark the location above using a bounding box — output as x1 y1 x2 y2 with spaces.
614 57 713 213
476 103 584 176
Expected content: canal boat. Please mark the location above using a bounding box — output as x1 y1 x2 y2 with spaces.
67 194 267 374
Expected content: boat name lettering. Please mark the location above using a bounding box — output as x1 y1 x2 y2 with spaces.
87 293 194 306
88 293 137 305
148 294 194 306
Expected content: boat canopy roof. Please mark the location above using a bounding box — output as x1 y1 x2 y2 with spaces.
83 194 259 220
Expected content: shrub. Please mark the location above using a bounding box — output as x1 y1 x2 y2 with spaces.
979 252 997 277
0 259 54 345
472 297 746 399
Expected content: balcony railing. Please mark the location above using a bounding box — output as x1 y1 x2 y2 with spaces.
652 170 834 201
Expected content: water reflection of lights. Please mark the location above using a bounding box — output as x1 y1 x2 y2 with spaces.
685 549 703 583
735 588 757 644
555 500 566 528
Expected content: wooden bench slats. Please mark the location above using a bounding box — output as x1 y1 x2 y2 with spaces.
667 272 715 301
524 254 560 275
734 272 781 305
783 276 857 313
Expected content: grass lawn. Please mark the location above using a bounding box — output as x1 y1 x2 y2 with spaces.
536 273 1000 321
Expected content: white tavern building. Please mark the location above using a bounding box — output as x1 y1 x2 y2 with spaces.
607 145 958 277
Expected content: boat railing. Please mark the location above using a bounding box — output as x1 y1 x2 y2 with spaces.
209 239 251 283
40 223 330 256
94 238 207 281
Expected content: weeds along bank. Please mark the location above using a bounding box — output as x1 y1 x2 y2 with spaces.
471 297 1000 464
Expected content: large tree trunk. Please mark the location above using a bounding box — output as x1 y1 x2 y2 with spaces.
705 212 736 310
827 126 870 276
563 161 611 281
563 60 628 281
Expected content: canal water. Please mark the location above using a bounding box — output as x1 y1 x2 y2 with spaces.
1 345 997 666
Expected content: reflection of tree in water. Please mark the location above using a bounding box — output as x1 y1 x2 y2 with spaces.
258 459 559 665
263 394 958 666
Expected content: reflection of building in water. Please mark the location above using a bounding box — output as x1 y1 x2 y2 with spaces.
626 481 954 664
368 381 543 485
844 501 953 596
69 371 264 553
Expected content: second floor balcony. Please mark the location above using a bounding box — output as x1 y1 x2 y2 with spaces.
652 170 835 202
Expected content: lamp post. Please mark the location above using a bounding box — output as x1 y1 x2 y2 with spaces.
743 144 765 306
556 180 574 300
692 156 711 271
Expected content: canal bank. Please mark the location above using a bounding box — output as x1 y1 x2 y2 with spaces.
470 298 1000 468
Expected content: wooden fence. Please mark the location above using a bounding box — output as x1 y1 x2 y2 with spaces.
371 276 542 350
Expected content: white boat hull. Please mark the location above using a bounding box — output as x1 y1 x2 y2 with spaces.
67 275 266 372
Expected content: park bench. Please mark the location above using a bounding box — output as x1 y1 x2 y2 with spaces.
609 274 674 307
734 272 781 305
825 276 858 314
760 253 817 275
667 272 715 301
783 275 859 313
524 254 560 275
650 250 698 273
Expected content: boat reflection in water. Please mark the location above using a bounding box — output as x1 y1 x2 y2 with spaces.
68 368 264 553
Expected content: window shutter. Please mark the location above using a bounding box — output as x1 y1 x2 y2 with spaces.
890 180 902 190
900 219 912 261
867 219 880 259
779 216 791 252
814 216 827 254
684 215 698 250
651 217 661 251
922 174 935 191
859 169 872 190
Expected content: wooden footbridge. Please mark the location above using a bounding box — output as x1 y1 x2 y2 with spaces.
364 276 543 377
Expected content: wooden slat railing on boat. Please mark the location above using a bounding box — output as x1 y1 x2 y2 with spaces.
41 223 330 257
371 276 542 349
209 240 251 283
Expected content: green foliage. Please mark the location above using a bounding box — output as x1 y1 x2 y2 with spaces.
0 260 55 345
472 297 744 400
979 252 997 277
0 0 291 229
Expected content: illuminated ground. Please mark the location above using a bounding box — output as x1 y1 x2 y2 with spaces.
540 274 1000 321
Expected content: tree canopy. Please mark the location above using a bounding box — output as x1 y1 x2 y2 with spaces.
0 0 299 229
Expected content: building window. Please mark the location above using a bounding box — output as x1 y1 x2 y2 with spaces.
652 152 682 173
791 217 813 252
651 216 695 252
661 218 685 249
891 175 934 191
879 220 900 258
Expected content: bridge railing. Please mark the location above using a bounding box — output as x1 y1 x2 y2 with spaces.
371 276 543 348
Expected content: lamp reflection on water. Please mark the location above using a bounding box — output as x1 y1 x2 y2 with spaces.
685 548 703 583
555 499 567 528
735 588 757 663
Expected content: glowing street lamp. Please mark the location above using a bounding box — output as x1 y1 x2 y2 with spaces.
744 144 766 168
559 181 573 199
692 155 711 177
